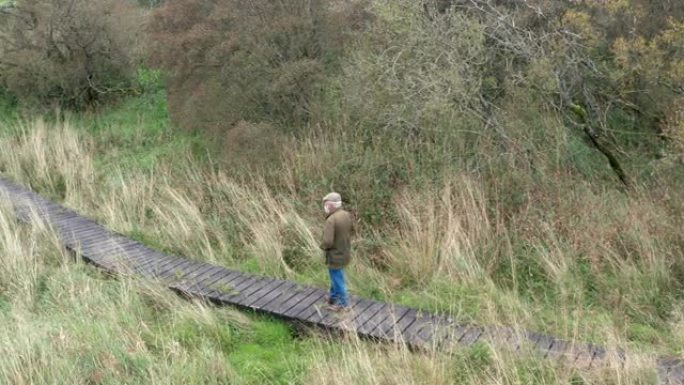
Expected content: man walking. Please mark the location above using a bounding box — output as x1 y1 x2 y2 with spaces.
320 192 353 312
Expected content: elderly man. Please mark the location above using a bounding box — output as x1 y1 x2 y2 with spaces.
320 192 353 311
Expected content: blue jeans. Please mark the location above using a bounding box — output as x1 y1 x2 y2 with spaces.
328 268 348 307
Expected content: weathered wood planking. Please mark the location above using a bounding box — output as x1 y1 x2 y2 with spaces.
0 176 681 384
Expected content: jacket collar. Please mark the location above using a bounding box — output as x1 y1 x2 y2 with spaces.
325 208 341 219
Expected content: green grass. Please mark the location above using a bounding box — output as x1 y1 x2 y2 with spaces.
2 91 683 357
3 204 645 385
0 87 674 383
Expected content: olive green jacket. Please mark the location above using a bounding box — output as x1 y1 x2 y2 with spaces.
320 209 353 269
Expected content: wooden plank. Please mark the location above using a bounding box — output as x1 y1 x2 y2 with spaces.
257 285 308 313
168 262 216 287
56 223 101 242
57 230 98 246
55 218 101 233
656 358 684 385
392 308 419 342
126 248 167 266
311 296 373 329
166 261 217 280
107 244 150 262
131 253 172 272
525 332 554 355
95 244 147 270
197 269 245 297
119 250 166 271
121 244 159 259
232 278 283 307
479 326 509 346
402 311 439 347
284 289 326 320
266 287 317 315
331 298 376 332
203 270 252 299
150 258 197 280
124 256 172 276
207 272 252 298
587 344 606 369
78 236 128 257
667 364 684 385
62 220 107 233
51 217 97 233
15 204 54 220
410 314 442 347
280 288 326 319
572 344 595 370
184 266 236 291
220 276 269 302
298 292 351 323
81 235 138 253
357 304 396 335
441 324 473 353
31 205 78 223
152 259 204 280
218 276 268 303
545 338 572 360
128 252 171 274
500 328 526 352
99 245 155 269
420 316 453 347
64 230 113 249
242 280 290 309
65 236 116 255
142 258 198 279
74 231 121 249
49 216 94 232
158 257 213 280
248 281 298 310
456 325 483 347
0 180 26 193
336 298 374 325
349 302 385 333
368 306 412 339
529 332 556 356
68 227 111 241
41 203 76 214
83 239 144 260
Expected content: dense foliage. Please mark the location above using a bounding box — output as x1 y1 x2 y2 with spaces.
0 0 142 109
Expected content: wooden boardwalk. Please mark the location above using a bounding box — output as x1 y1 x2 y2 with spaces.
0 176 682 384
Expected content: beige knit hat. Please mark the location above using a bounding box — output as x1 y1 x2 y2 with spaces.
322 192 342 203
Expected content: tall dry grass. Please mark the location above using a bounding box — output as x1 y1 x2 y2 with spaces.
1 118 682 356
303 332 659 385
0 195 663 384
0 191 258 383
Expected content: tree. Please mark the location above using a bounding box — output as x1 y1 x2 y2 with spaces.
0 0 143 110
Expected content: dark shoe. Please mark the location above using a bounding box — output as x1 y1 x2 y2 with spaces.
323 294 335 305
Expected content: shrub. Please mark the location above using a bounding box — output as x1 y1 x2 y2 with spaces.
0 0 143 110
220 121 287 172
663 97 684 158
148 0 368 132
